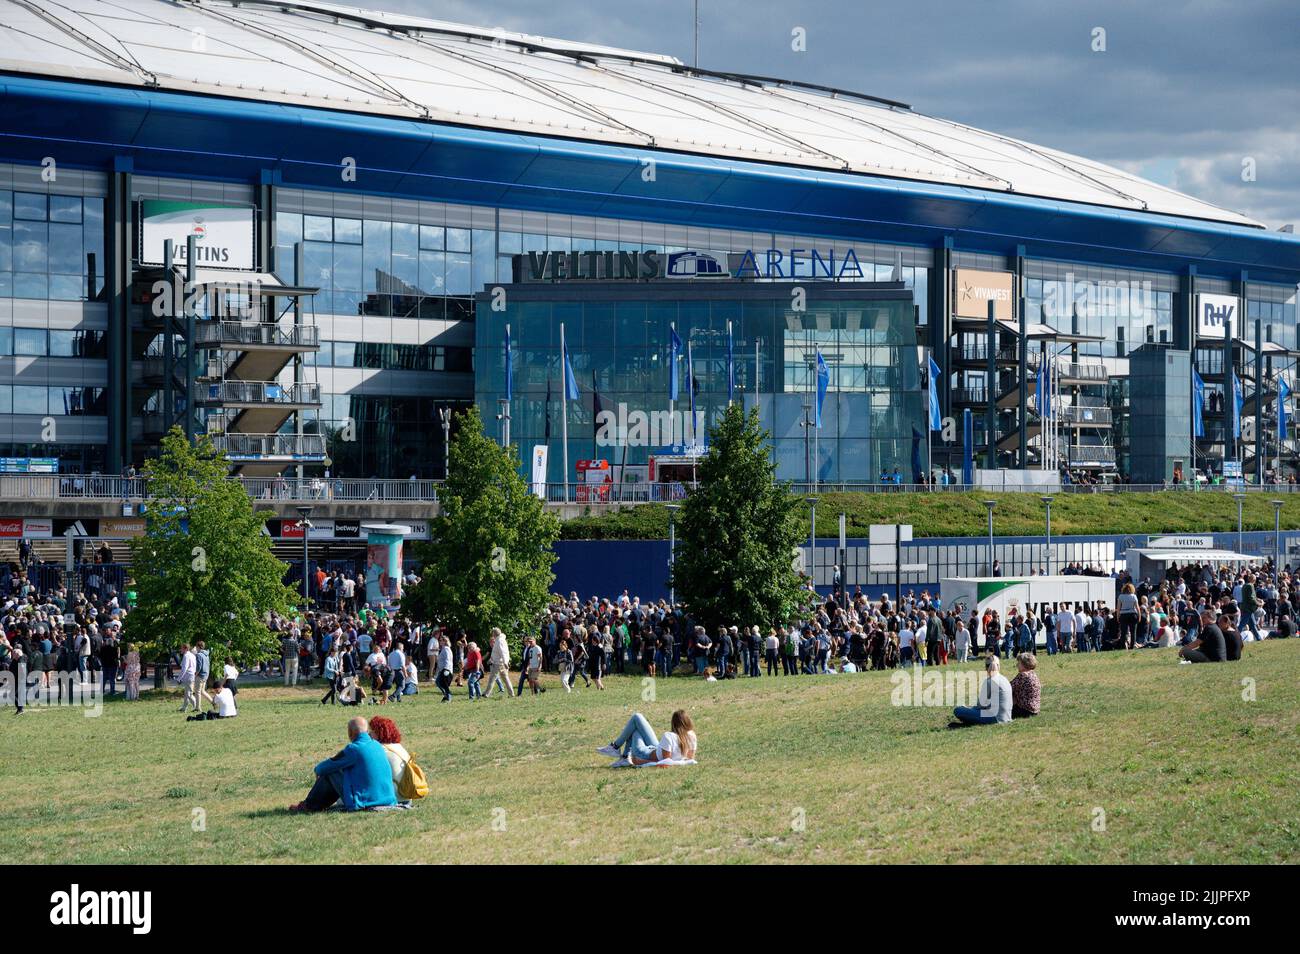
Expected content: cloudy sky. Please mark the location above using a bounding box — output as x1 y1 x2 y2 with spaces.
373 0 1300 228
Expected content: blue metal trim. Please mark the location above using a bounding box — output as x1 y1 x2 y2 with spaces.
3 75 1299 281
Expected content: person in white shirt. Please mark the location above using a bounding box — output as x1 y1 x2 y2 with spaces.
176 644 198 713
899 625 915 666
434 635 454 702
955 620 971 662
1076 609 1091 651
952 655 1013 725
188 684 237 721
598 709 698 766
1056 606 1076 653
484 627 514 698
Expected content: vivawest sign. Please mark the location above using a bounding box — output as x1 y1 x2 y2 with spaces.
1196 293 1241 341
952 268 1014 321
138 200 255 270
513 247 875 282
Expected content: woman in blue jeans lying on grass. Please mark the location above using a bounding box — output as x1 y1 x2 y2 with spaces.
597 710 697 765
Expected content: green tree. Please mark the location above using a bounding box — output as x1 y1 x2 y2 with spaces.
403 408 559 655
670 403 805 630
127 428 297 665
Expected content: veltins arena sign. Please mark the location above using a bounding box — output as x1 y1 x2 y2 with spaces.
139 200 255 270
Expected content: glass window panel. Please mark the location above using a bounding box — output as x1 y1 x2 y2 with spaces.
48 222 82 274
419 225 444 250
419 250 445 295
363 219 391 294
49 195 82 223
333 217 361 244
0 328 11 354
14 328 45 356
14 193 46 221
445 253 471 295
445 227 470 252
13 385 46 413
303 215 333 241
13 220 47 271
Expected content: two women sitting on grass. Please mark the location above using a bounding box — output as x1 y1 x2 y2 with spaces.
290 716 397 813
597 710 697 766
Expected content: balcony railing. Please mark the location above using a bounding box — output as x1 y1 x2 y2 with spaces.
210 433 326 459
202 381 320 405
0 475 439 502
1059 361 1109 383
1059 405 1113 426
195 321 319 349
1067 444 1117 464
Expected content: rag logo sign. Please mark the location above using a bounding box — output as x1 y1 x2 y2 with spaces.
49 884 152 934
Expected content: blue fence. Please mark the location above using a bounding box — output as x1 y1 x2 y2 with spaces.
553 529 1300 603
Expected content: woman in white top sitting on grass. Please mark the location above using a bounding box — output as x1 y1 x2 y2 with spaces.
598 709 697 765
368 716 411 786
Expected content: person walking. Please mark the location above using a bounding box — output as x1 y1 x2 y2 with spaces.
123 643 141 700
194 640 212 708
176 643 198 713
434 635 453 702
464 640 483 700
484 627 514 698
281 630 300 686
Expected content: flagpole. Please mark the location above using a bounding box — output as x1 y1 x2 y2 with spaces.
727 320 734 408
926 348 933 489
503 323 511 450
560 322 570 504
669 321 677 450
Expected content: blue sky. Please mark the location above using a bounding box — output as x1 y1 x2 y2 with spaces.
375 0 1300 228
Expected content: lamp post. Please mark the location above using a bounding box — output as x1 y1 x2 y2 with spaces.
1233 492 1246 556
1271 499 1284 570
296 505 313 609
984 499 997 576
806 496 819 595
1041 494 1054 574
666 504 680 606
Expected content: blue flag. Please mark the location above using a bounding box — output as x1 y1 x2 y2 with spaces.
504 324 513 403
1280 376 1291 441
962 408 974 484
1036 360 1050 421
562 335 579 402
927 355 942 431
726 321 735 403
815 349 829 428
1231 367 1243 440
669 326 682 402
1192 369 1205 439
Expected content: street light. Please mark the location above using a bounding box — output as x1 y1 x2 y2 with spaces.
983 499 997 576
666 503 681 606
806 496 819 595
296 505 313 609
1233 492 1247 556
1041 495 1054 575
1271 499 1284 570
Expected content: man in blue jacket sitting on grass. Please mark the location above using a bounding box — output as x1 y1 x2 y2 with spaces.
290 716 397 812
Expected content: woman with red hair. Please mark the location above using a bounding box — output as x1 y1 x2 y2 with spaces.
367 716 412 788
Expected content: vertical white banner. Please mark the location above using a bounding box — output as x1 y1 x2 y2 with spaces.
530 445 549 499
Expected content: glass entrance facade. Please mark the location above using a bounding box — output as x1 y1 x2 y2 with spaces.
475 282 925 485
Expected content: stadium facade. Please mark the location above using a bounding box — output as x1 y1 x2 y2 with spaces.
1 0 1298 492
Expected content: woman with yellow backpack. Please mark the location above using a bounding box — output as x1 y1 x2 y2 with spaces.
368 716 428 803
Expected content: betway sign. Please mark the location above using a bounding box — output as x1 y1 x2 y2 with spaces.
513 247 873 282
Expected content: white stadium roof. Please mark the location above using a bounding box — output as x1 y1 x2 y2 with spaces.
0 0 1262 228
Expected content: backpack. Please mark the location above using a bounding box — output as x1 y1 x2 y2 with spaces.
397 752 428 800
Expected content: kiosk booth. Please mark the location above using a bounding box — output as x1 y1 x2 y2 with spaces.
1123 535 1267 583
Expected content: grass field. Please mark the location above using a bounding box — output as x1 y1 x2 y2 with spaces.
560 490 1300 540
1 643 1297 864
